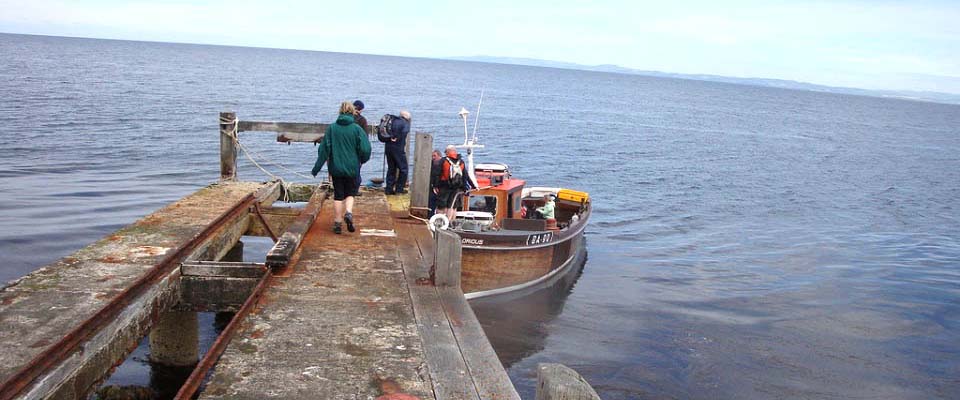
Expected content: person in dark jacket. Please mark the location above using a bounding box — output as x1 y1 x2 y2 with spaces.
311 101 372 234
352 100 368 191
384 110 411 195
432 145 469 221
428 149 442 216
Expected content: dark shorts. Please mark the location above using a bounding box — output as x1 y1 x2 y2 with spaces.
436 188 461 209
332 176 359 201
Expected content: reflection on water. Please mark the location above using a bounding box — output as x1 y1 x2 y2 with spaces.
471 238 587 368
91 312 233 400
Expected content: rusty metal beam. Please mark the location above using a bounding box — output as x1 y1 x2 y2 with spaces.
174 270 273 400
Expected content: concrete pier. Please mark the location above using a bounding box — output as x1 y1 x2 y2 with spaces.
0 183 520 399
0 113 594 399
199 190 519 399
0 182 271 399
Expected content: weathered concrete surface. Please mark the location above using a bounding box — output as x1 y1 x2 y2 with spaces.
200 192 434 399
0 181 266 398
178 276 261 312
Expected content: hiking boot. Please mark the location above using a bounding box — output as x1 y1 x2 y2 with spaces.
396 189 408 194
344 212 355 232
384 190 395 195
333 222 342 234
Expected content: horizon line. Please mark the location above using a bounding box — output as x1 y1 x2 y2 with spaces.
3 30 959 105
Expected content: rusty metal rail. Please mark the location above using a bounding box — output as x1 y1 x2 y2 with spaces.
176 184 325 398
0 193 257 400
174 269 273 400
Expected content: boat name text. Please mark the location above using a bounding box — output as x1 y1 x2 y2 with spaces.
526 232 554 245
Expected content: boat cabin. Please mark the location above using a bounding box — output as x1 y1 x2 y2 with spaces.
455 164 589 233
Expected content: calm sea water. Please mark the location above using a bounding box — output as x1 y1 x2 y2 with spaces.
2 33 959 399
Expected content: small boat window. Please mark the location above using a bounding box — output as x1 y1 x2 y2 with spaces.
468 195 498 214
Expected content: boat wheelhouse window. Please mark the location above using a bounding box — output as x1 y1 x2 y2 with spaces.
468 195 497 214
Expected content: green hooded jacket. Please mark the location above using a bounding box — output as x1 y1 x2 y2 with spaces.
311 113 372 178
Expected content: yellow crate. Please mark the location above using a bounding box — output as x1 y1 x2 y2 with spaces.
557 189 589 203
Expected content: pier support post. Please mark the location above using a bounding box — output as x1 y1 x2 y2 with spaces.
149 311 199 366
434 229 462 287
410 132 433 217
220 111 238 181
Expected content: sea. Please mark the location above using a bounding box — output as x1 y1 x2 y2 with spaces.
1 33 959 399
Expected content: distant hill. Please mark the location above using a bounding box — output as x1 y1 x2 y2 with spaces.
446 56 960 106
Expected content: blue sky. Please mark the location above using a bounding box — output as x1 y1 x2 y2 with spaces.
2 0 958 93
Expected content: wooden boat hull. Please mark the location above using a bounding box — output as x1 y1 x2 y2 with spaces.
457 212 589 299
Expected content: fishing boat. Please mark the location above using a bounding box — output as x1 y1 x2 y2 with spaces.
432 105 591 299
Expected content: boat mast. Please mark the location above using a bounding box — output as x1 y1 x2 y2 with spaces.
457 107 482 190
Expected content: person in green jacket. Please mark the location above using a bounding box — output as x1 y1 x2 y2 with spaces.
311 101 372 234
536 194 556 220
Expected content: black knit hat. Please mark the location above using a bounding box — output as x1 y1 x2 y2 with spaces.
353 100 364 111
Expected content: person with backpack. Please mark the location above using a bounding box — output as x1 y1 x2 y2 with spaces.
352 100 368 192
382 110 411 195
311 101 372 234
431 145 469 221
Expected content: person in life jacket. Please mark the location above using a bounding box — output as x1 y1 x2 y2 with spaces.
431 145 469 221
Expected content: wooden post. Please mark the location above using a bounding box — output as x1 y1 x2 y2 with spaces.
410 132 433 217
220 111 237 181
536 363 601 400
434 229 462 287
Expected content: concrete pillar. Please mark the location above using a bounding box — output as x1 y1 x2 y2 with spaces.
149 311 199 366
222 240 244 262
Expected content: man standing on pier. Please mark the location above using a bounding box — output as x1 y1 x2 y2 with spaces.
384 110 411 195
352 100 368 192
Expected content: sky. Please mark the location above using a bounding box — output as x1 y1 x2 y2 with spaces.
1 0 958 94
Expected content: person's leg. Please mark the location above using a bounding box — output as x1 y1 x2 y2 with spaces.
395 152 408 193
444 191 458 220
445 206 457 221
354 164 363 195
384 149 398 194
343 177 358 232
332 177 347 234
333 200 344 223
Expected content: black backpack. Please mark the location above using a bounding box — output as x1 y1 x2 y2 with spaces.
376 114 396 143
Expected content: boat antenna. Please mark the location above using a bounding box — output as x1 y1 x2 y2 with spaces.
459 107 470 145
472 89 484 142
457 106 481 190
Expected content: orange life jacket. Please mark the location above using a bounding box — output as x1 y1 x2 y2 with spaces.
440 157 464 183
